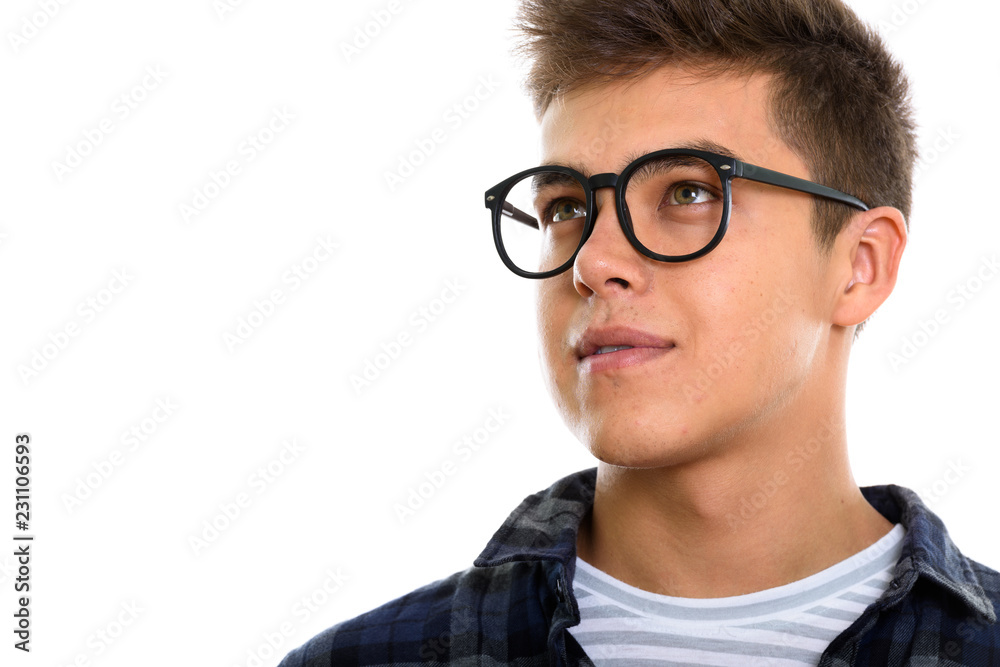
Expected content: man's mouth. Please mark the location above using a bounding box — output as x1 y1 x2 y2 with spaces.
594 345 635 355
573 326 675 371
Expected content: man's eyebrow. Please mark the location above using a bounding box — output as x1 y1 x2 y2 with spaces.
537 159 593 177
620 139 745 169
542 139 746 177
530 170 582 189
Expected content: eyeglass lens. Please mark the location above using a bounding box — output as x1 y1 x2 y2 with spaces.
497 154 724 275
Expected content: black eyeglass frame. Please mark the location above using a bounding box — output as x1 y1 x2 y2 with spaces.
484 148 870 279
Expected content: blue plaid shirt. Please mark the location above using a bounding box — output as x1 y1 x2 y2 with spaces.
279 468 999 666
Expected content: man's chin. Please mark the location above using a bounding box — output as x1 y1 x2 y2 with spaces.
583 435 709 471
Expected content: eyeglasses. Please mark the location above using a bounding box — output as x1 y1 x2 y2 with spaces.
484 148 869 279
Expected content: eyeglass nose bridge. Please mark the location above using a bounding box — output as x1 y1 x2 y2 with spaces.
588 172 618 190
575 171 638 263
583 172 623 227
584 172 625 229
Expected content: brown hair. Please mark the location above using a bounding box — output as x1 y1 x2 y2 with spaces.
515 0 918 250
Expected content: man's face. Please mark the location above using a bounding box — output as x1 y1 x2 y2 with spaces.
537 65 841 468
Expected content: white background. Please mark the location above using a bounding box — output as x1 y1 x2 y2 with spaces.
1 0 997 665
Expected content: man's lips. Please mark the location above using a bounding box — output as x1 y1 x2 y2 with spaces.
574 326 675 360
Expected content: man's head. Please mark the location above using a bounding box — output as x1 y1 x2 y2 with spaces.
502 0 915 467
516 0 918 250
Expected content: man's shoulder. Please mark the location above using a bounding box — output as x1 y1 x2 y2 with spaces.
277 567 464 667
278 559 556 666
968 554 1000 592
278 468 591 666
964 554 1000 626
859 484 1000 660
892 553 1000 662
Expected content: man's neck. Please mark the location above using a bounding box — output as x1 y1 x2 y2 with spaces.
575 417 894 599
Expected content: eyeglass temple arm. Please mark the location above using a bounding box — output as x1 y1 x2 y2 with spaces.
501 202 540 229
737 162 869 211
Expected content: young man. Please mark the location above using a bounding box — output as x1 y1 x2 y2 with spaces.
281 0 999 664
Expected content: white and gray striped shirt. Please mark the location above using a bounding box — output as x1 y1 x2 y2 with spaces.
569 523 905 666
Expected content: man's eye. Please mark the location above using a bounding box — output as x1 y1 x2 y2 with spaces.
548 199 586 222
669 184 715 205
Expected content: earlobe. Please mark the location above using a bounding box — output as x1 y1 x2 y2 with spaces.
831 207 907 328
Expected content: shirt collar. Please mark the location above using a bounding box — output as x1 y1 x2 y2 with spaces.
474 467 995 624
861 484 996 623
473 468 596 568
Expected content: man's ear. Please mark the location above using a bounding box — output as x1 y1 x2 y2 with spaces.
830 206 907 328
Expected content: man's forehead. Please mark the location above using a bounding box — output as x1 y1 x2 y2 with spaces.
543 139 747 176
538 66 779 172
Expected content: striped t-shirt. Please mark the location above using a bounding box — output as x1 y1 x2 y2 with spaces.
568 523 905 666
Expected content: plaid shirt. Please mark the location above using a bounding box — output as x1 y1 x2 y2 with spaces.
279 468 999 666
